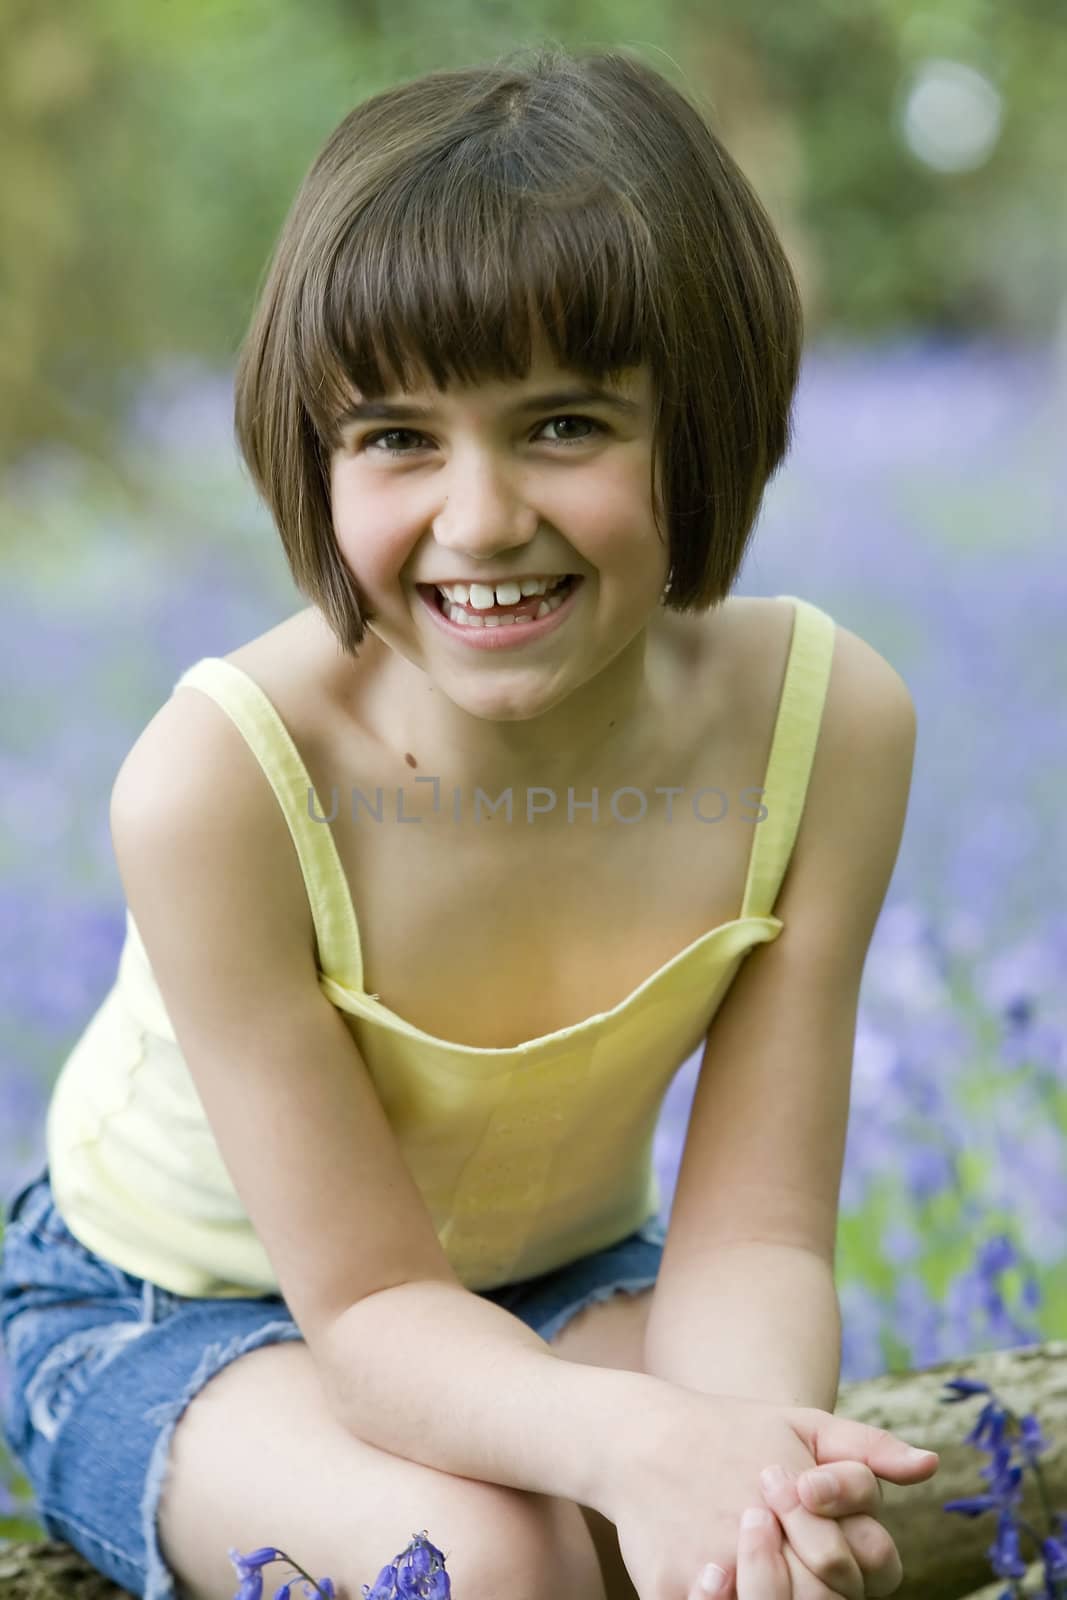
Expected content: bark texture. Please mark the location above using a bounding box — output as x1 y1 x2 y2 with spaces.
834 1338 1067 1599
0 1540 134 1600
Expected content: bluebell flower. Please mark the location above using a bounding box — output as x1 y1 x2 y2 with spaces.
362 1562 399 1600
228 1547 285 1600
367 1532 450 1600
990 1505 1029 1581
231 1530 449 1600
229 1545 335 1600
942 1377 1067 1597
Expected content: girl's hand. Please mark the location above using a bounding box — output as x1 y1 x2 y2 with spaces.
603 1389 939 1600
690 1504 790 1600
684 1461 918 1600
754 1459 908 1597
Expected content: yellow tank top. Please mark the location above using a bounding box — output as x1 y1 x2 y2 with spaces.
45 595 835 1296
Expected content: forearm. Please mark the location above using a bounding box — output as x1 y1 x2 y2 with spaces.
643 1242 842 1411
315 1277 671 1515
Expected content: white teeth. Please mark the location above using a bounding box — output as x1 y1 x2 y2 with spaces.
439 581 574 627
435 576 567 609
470 581 513 610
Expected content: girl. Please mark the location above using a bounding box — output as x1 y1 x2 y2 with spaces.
0 41 935 1600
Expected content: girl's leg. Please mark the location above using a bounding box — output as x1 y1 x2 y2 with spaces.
155 1337 607 1600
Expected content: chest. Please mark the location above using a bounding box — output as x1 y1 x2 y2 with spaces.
232 602 790 1049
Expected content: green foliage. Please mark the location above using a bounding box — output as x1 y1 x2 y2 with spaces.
0 1514 47 1545
0 1456 45 1545
1 0 1063 491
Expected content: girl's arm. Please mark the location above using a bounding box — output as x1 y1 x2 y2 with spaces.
318 1277 670 1509
110 691 660 1512
644 637 917 1401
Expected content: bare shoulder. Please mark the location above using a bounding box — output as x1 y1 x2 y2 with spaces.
721 594 914 724
114 607 329 794
820 609 917 753
773 601 917 952
746 595 917 794
709 591 916 879
812 613 917 875
112 667 276 821
110 617 321 963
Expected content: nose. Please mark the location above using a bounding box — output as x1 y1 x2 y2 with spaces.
431 455 542 565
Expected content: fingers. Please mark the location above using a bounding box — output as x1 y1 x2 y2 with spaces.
757 1465 869 1600
796 1460 884 1515
792 1462 904 1599
802 1413 939 1485
686 1561 731 1600
735 1507 790 1600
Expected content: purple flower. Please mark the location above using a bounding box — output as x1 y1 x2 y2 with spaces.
941 1377 1067 1596
368 1532 450 1600
228 1548 285 1600
229 1545 335 1600
230 1530 450 1600
362 1563 400 1600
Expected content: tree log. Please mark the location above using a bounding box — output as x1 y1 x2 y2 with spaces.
0 1539 133 1600
834 1338 1067 1599
2 1340 1065 1600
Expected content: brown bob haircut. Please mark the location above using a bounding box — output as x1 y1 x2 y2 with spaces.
233 40 804 656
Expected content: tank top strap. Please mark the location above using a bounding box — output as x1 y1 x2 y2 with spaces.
171 658 363 986
738 596 836 920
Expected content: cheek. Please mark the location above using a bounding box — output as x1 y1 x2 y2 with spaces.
576 487 663 579
330 495 408 587
587 458 659 535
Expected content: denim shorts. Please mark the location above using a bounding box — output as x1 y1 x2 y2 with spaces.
0 1163 665 1600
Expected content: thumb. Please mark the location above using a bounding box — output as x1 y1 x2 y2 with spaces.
805 1414 940 1484
686 1562 733 1600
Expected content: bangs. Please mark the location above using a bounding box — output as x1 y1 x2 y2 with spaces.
233 44 805 658
296 159 664 448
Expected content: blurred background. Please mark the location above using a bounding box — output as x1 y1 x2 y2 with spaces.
2 0 1065 1542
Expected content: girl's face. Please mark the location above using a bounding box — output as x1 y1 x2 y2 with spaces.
327 334 669 736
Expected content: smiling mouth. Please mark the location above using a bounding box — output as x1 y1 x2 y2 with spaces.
420 575 580 622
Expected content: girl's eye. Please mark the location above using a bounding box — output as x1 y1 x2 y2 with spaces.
360 414 604 456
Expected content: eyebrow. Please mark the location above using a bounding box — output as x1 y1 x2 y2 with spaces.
336 385 641 428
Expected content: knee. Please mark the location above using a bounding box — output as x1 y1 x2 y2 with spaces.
405 1489 608 1600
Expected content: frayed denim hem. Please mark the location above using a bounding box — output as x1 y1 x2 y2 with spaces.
535 1271 659 1346
139 1316 305 1600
